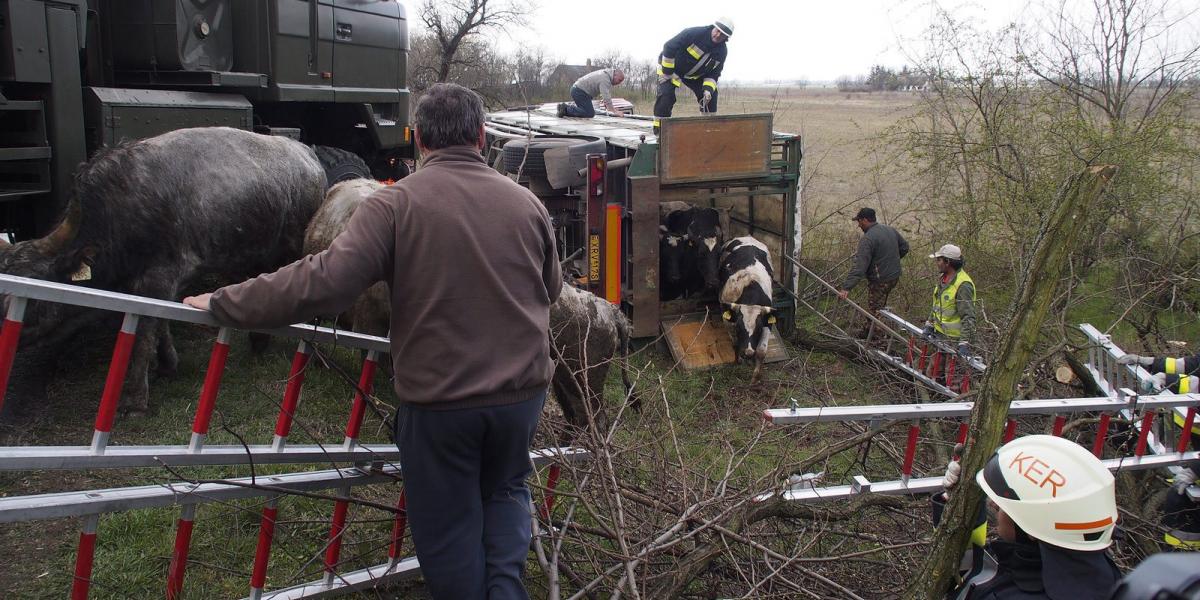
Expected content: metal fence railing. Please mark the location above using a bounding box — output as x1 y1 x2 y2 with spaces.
0 274 588 599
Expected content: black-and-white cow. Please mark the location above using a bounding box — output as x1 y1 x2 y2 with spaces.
659 201 723 300
718 236 776 382
0 127 326 415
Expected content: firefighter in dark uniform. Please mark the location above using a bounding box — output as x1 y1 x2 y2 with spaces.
653 17 733 133
1134 359 1200 452
934 436 1123 600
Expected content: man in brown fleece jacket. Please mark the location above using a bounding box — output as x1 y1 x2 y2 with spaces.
184 83 561 600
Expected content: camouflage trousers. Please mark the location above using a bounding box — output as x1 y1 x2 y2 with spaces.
857 278 898 339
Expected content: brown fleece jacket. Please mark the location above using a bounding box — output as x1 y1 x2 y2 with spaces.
210 145 562 409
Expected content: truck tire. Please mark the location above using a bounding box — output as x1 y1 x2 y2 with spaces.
503 135 605 178
313 145 372 188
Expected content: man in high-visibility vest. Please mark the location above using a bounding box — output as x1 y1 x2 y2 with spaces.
1126 351 1200 451
652 17 732 134
922 244 976 358
1160 460 1200 550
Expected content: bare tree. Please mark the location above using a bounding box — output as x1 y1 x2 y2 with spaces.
420 0 534 83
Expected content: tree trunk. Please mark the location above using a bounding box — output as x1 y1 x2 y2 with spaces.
905 165 1117 599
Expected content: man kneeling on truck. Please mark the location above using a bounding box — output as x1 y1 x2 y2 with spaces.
558 67 626 118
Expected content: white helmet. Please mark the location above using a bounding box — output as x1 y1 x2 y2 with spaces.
713 17 734 38
976 435 1118 551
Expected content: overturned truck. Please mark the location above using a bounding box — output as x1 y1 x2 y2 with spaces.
484 106 801 362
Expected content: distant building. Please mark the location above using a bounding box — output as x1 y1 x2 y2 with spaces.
548 59 599 89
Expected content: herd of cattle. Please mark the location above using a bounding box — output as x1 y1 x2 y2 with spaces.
0 126 777 427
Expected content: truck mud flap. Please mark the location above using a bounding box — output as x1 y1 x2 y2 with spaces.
661 312 788 370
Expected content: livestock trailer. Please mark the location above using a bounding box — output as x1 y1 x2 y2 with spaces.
0 0 414 239
484 107 802 349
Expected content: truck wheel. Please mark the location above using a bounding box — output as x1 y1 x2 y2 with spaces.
502 135 605 178
313 145 372 188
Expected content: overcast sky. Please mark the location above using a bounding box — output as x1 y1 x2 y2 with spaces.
409 0 1033 82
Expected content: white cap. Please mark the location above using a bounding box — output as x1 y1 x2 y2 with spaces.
976 435 1118 551
714 17 734 38
929 244 962 260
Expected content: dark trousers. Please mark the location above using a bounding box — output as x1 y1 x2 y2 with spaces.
654 77 718 118
396 391 546 600
563 86 596 118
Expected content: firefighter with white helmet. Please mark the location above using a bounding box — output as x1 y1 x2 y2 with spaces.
652 17 733 133
946 435 1122 599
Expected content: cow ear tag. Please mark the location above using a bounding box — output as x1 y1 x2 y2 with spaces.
722 311 732 321
767 315 777 324
71 263 92 282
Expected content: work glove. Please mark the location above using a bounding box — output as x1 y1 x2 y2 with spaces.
702 89 713 103
921 323 935 339
657 73 670 85
1141 372 1167 393
1117 353 1152 366
1174 466 1198 494
957 342 971 357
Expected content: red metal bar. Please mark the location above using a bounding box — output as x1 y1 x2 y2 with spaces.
1092 413 1112 458
92 313 139 452
961 373 971 393
249 500 279 593
1003 419 1017 442
540 464 562 520
272 342 312 443
323 496 351 579
343 352 379 444
189 328 232 444
1135 411 1155 457
388 491 408 562
0 297 27 413
71 515 99 600
901 424 920 478
905 336 915 366
956 422 969 446
918 343 929 371
931 352 943 382
946 356 957 390
166 504 197 600
1179 408 1197 454
1051 415 1066 437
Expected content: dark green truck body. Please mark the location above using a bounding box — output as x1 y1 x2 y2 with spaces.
0 0 412 238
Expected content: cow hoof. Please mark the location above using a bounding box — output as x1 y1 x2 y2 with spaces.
249 332 270 354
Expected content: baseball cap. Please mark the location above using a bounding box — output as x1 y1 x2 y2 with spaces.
930 244 963 260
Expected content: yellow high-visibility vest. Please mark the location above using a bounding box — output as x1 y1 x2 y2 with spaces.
932 270 975 339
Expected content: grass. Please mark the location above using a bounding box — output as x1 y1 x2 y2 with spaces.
0 87 1191 597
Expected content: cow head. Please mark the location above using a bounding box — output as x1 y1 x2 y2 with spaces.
659 225 687 286
723 302 775 362
0 202 96 339
688 208 722 291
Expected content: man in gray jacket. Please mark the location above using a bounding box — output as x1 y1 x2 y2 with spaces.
185 83 561 600
557 67 625 118
838 207 909 339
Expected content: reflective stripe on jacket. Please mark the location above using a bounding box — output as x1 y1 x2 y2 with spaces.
659 26 727 88
932 270 975 339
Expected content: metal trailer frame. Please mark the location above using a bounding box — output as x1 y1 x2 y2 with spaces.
0 274 590 599
484 105 802 339
755 324 1198 503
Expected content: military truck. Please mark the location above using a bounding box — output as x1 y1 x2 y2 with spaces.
0 0 413 238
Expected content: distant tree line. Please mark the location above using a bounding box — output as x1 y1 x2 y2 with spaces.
409 0 659 108
836 65 931 92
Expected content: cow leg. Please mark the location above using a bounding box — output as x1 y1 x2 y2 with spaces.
248 332 270 354
120 316 157 416
155 320 178 376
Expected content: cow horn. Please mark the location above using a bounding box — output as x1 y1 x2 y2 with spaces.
33 200 81 254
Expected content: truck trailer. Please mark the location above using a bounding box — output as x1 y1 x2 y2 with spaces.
485 105 802 360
